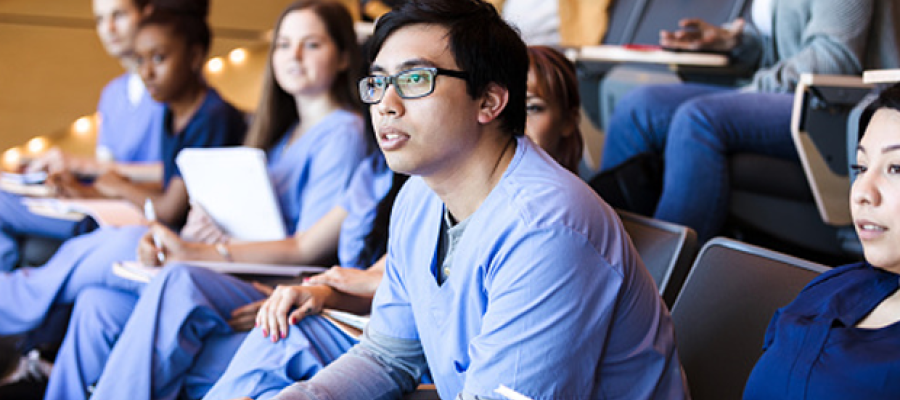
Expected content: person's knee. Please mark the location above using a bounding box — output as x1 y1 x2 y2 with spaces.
669 97 729 150
152 264 219 302
157 263 204 283
71 288 133 335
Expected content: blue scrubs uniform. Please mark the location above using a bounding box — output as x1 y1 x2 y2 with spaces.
744 262 900 400
270 137 687 400
202 154 393 400
371 137 685 400
0 73 164 271
0 87 245 336
96 72 165 163
53 110 371 400
159 88 247 188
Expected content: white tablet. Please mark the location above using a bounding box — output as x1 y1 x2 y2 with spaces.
176 147 286 241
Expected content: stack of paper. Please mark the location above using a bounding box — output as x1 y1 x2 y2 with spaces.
0 172 54 197
21 198 146 226
112 260 326 283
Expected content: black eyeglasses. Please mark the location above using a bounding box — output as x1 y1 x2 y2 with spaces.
358 67 469 104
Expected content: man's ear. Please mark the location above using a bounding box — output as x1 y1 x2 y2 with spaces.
477 83 509 125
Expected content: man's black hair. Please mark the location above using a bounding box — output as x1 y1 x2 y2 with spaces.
137 8 211 56
367 0 528 136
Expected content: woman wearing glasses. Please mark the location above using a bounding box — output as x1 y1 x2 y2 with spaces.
200 44 588 399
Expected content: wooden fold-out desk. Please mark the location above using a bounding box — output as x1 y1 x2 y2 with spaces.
863 69 900 84
568 45 729 68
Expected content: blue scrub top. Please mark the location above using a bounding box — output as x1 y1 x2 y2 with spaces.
266 109 369 236
336 152 392 270
369 136 687 399
160 88 246 187
96 73 165 163
744 262 900 400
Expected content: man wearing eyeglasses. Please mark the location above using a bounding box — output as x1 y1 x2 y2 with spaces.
264 1 688 399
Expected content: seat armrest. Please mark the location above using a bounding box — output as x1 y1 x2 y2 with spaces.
863 69 900 84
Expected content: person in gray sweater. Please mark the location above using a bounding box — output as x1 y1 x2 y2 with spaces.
597 0 900 242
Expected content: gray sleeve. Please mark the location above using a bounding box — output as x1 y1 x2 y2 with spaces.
271 327 428 400
746 0 873 93
730 21 766 74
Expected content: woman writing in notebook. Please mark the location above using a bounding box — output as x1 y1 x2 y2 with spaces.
45 1 374 398
196 44 587 400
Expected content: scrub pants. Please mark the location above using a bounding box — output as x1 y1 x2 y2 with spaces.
0 225 146 335
78 265 268 400
203 317 357 400
0 190 94 272
45 284 249 400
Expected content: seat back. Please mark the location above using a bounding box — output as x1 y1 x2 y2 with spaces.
727 153 851 259
617 209 697 306
602 0 648 45
627 0 750 45
671 237 829 400
603 0 750 46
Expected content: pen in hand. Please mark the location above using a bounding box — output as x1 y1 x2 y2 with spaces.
143 198 166 264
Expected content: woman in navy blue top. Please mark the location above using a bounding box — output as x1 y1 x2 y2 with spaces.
744 84 900 400
57 8 245 228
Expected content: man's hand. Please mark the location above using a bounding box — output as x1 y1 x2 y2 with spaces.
660 18 744 52
92 170 130 198
46 171 101 199
305 266 383 298
26 148 70 174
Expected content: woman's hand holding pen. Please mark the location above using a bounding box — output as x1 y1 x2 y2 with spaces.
137 224 189 266
256 284 332 343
